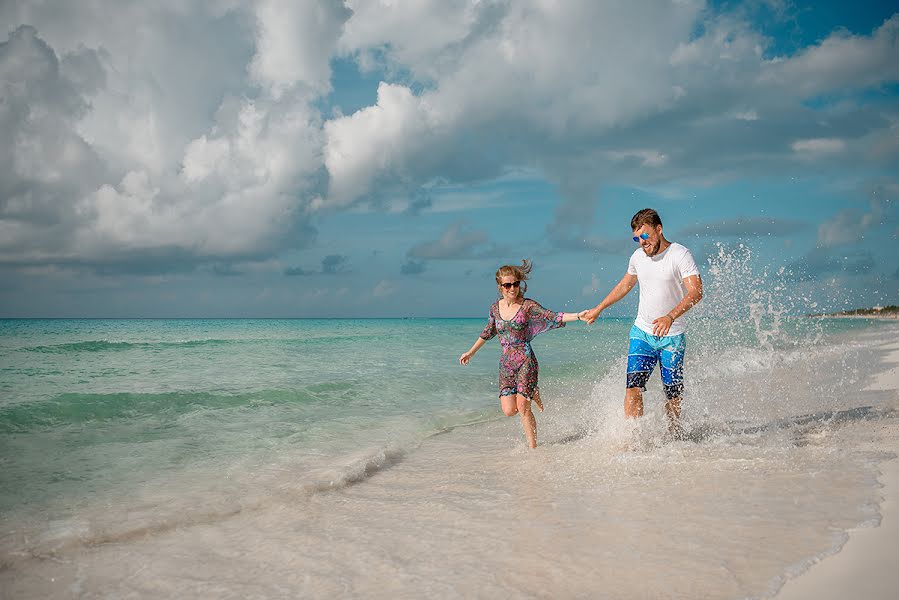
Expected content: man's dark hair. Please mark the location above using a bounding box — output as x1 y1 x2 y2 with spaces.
631 208 662 230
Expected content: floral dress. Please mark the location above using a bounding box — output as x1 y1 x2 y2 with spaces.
479 298 565 399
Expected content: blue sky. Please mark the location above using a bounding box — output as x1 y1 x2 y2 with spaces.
0 0 896 317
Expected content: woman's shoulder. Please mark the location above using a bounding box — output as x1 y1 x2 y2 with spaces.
523 297 554 313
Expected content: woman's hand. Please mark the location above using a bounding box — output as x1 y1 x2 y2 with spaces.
459 351 474 365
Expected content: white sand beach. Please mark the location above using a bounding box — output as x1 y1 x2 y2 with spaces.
774 340 899 600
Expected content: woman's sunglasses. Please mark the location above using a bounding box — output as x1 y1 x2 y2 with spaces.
500 281 521 289
632 232 649 242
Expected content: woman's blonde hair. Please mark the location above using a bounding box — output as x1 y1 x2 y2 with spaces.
495 259 532 298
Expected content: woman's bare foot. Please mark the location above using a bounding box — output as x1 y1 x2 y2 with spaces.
533 390 544 412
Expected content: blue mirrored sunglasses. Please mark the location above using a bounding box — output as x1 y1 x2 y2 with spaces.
632 232 649 242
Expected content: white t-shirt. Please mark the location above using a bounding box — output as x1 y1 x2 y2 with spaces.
627 242 700 336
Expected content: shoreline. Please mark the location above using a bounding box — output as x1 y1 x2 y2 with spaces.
808 314 899 320
773 337 899 600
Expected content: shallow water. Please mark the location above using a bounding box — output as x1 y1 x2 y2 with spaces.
1 315 897 598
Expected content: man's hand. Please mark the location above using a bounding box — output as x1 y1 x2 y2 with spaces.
651 315 673 336
583 307 602 325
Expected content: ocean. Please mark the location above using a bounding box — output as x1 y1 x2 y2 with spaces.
1 309 897 598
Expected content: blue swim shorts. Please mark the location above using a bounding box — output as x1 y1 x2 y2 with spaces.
626 325 686 400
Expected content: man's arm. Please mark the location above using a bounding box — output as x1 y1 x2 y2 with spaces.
583 274 638 324
651 274 703 336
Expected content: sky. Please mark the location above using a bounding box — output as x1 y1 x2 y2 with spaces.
0 0 897 318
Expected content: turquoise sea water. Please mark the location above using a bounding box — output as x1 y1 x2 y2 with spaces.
0 317 604 514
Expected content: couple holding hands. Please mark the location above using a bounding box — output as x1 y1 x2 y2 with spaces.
459 209 704 448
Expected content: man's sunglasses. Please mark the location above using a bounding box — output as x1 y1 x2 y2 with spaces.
500 281 521 289
632 232 649 243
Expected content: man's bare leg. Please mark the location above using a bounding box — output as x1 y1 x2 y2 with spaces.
665 395 685 439
624 387 644 418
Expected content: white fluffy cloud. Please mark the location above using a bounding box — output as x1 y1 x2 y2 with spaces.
250 0 351 97
0 1 349 268
0 25 106 260
324 2 899 224
761 15 899 95
2 1 898 274
324 82 441 208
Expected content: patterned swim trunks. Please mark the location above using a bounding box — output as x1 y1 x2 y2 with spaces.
625 325 686 400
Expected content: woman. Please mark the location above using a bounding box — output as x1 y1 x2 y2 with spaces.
459 260 585 448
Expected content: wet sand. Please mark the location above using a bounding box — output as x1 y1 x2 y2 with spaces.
774 340 899 600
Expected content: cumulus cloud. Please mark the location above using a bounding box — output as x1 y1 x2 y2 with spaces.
760 15 899 96
2 0 898 280
339 0 486 79
0 25 106 260
326 1 708 218
324 3 899 248
323 82 439 208
0 2 349 273
249 0 351 97
817 193 894 248
407 221 495 260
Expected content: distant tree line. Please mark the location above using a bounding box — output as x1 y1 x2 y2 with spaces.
809 305 899 317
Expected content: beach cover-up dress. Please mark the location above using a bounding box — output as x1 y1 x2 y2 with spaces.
479 298 565 399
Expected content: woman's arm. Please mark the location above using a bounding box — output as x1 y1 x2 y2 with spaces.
459 337 487 365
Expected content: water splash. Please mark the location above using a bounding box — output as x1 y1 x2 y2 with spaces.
696 242 824 352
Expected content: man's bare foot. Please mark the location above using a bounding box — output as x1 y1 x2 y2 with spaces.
667 420 687 441
533 390 544 412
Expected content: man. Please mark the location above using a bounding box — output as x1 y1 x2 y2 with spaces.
583 208 703 434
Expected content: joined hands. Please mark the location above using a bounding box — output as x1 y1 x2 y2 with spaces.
579 308 602 325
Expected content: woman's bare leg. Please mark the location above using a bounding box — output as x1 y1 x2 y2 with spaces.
517 394 537 448
500 394 518 417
